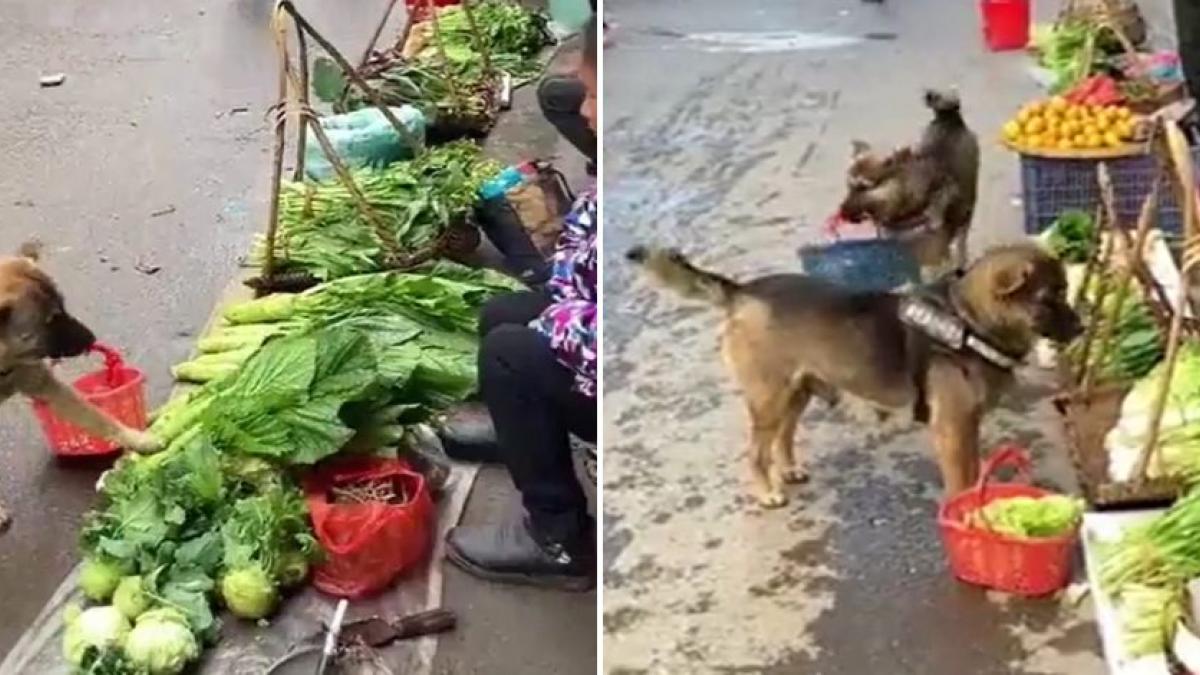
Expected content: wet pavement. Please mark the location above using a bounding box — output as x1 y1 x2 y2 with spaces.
601 0 1176 672
0 1 592 673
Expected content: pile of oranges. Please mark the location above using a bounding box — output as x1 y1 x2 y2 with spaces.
1002 96 1141 152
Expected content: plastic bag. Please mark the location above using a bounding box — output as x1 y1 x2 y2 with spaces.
305 458 434 599
304 106 427 181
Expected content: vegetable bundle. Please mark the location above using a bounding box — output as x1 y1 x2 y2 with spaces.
1030 20 1125 94
1106 342 1200 483
1064 277 1164 383
250 142 500 281
407 0 550 81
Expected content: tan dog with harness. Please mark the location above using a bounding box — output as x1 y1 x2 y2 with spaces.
627 243 1081 507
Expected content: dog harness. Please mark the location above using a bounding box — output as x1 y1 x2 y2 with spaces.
899 273 1022 423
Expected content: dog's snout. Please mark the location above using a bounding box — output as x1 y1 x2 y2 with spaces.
626 246 649 264
1043 303 1083 344
46 312 96 359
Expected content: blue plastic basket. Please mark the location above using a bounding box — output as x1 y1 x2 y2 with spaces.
1019 147 1200 236
798 239 920 293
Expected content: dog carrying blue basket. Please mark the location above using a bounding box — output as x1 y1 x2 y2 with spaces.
798 238 920 293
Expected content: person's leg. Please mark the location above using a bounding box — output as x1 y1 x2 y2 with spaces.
538 75 597 165
446 325 594 590
1177 0 1200 104
478 290 551 339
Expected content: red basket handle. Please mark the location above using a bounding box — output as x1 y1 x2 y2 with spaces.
88 342 127 389
975 444 1033 514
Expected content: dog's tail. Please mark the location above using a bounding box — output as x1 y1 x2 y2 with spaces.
626 246 740 307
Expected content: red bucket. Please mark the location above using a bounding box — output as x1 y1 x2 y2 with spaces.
937 446 1079 597
980 0 1030 51
32 343 148 457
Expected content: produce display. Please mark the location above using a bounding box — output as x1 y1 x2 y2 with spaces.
1001 95 1143 153
965 495 1084 538
1106 342 1200 484
61 263 519 672
249 142 500 281
1097 487 1200 657
405 0 550 81
323 0 551 133
1030 20 1127 94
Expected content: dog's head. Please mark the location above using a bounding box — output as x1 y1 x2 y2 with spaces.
961 244 1083 346
838 141 914 223
0 244 95 367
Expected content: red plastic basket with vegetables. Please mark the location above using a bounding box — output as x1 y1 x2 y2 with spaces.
305 457 434 599
31 343 148 457
938 446 1082 596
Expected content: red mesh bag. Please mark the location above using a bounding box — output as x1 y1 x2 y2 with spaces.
305 457 435 599
938 446 1079 597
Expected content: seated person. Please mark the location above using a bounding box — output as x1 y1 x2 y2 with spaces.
443 15 598 591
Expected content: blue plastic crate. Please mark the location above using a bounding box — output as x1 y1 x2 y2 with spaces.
798 239 920 293
1019 147 1200 236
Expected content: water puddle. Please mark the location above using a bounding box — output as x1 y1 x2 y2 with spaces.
680 30 863 53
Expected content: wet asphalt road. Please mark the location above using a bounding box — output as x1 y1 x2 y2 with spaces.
601 0 1174 672
0 1 592 673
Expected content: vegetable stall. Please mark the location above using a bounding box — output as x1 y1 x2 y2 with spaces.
0 1 571 673
1039 120 1200 672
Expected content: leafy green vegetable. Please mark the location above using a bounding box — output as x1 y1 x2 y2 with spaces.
1120 583 1183 657
80 557 126 603
965 494 1084 538
123 608 200 675
410 0 550 80
249 142 500 281
63 606 131 668
219 565 278 620
113 576 151 620
1106 342 1200 482
1064 276 1164 383
1041 209 1096 264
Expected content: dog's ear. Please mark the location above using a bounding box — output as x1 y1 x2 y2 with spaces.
850 140 871 157
994 261 1035 297
17 240 43 261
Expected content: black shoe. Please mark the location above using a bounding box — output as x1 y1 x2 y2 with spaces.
445 518 594 591
438 403 502 464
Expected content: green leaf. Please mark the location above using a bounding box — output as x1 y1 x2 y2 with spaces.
312 57 347 103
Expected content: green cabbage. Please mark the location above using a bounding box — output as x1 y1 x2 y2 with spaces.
965 495 1084 538
79 557 126 602
124 608 200 674
220 565 279 619
62 605 131 667
113 576 151 619
1107 342 1200 482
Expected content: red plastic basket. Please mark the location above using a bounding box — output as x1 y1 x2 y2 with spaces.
31 343 148 457
980 0 1030 51
937 446 1079 597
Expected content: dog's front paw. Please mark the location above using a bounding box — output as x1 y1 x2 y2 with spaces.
122 430 164 455
781 467 810 484
756 489 789 509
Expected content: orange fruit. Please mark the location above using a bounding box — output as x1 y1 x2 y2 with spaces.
1104 131 1122 148
1026 117 1046 134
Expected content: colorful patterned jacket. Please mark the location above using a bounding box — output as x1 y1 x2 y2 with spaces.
531 189 597 397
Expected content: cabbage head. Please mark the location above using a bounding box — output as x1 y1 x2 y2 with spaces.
124 608 200 675
220 564 279 619
113 575 151 619
63 605 130 667
79 556 125 602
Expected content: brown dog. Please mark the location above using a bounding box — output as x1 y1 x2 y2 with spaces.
839 90 980 276
0 244 161 530
627 243 1081 507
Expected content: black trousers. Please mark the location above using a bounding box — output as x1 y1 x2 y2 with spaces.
537 75 596 165
1177 0 1200 104
478 292 596 544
